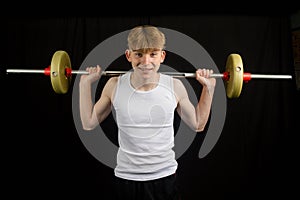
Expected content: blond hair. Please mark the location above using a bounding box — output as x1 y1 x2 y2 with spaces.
127 25 166 51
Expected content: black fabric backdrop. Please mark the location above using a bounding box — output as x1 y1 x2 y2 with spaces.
1 13 299 199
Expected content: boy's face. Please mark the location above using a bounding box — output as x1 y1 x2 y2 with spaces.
125 48 166 77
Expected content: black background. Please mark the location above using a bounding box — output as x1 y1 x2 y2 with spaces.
1 5 300 199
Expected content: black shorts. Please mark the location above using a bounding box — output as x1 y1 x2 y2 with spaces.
114 173 181 200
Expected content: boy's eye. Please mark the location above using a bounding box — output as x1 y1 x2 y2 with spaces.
134 53 143 57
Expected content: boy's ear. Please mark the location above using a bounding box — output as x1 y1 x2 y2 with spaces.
125 49 131 61
161 50 166 63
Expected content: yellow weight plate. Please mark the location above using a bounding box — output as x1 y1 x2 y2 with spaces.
50 50 72 94
225 54 244 98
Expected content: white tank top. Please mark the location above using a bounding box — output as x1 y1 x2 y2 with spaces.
113 72 178 181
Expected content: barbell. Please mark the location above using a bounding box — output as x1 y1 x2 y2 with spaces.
5 50 292 98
